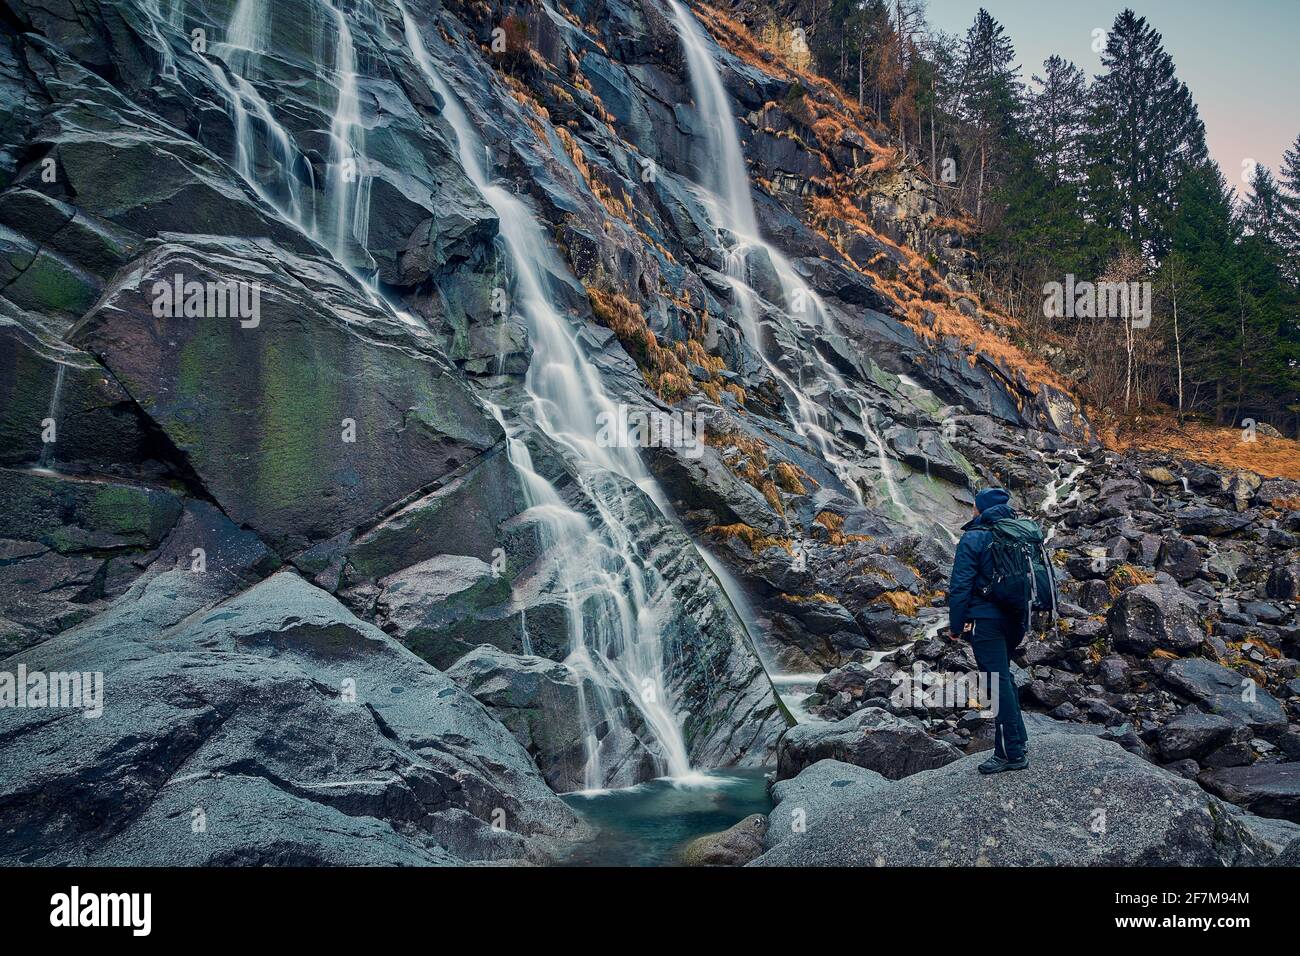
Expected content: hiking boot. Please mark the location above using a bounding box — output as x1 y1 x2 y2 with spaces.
978 753 1029 774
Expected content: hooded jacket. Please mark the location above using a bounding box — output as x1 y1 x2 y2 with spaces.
948 488 1017 639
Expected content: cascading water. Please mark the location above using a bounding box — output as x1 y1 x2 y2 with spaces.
139 0 184 78
205 0 314 230
324 1 372 264
399 1 697 789
35 363 66 472
203 0 374 262
668 0 922 528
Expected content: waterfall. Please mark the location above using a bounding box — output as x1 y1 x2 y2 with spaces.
139 0 184 79
399 1 696 789
204 0 373 262
205 0 314 231
324 1 372 265
36 363 66 472
668 1 922 528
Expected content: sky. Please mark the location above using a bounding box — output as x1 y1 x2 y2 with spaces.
924 0 1300 196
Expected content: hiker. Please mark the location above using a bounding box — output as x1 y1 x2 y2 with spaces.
947 487 1054 774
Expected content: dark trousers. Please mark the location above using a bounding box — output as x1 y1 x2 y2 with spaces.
969 618 1028 759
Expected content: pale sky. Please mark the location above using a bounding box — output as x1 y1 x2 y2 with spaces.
924 0 1300 196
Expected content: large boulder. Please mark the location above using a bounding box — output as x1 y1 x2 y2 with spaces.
1199 764 1300 823
1156 710 1237 761
1161 658 1288 736
1107 584 1204 655
1175 506 1253 537
1157 538 1203 583
751 734 1268 866
679 814 768 866
0 567 589 865
776 707 963 781
763 759 889 852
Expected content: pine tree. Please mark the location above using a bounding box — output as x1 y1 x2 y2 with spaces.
956 9 1020 225
1165 163 1239 422
1243 163 1285 243
1027 56 1087 189
1085 10 1208 259
1277 132 1300 278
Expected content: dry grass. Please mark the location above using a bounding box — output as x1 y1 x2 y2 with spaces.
873 590 926 616
1103 415 1300 481
1108 564 1154 596
812 510 871 546
774 461 811 494
706 522 793 554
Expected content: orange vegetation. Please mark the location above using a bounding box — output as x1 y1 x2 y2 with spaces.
1103 415 1300 481
706 522 793 554
704 426 786 513
587 287 692 400
805 193 1071 395
813 510 871 546
873 590 926 616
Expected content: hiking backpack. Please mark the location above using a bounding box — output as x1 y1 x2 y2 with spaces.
979 517 1058 630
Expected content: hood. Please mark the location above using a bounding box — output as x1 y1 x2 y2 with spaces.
962 500 1016 531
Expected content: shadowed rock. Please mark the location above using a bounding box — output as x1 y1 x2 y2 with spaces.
752 734 1268 866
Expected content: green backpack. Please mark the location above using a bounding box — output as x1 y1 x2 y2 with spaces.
979 517 1058 627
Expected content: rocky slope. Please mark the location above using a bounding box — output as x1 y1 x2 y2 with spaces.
0 0 1297 865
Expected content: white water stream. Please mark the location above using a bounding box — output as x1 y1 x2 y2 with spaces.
668 1 922 529
400 1 705 789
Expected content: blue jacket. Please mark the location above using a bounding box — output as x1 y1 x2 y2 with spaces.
948 496 1017 639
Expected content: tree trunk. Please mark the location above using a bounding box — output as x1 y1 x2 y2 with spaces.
857 43 863 107
1172 274 1184 423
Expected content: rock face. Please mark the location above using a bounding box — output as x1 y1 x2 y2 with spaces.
2 0 1299 868
71 236 500 554
1 0 795 817
752 735 1268 866
0 561 590 864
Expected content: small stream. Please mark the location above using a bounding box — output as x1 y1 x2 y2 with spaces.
558 770 771 866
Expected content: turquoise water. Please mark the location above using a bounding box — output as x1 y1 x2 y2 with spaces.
559 770 772 867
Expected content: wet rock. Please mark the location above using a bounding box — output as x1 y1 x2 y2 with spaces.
1157 538 1203 583
1161 658 1288 736
1267 564 1300 600
680 813 768 866
776 707 963 781
751 734 1267 866
1107 584 1205 655
1199 763 1300 823
1275 839 1300 865
445 645 657 793
73 236 500 554
0 566 590 865
1175 506 1253 537
1157 710 1235 761
1225 472 1262 511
